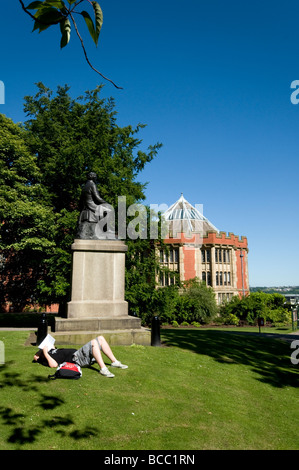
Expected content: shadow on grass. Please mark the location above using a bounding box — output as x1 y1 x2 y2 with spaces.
161 329 299 389
0 363 98 447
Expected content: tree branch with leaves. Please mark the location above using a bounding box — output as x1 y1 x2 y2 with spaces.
19 0 123 89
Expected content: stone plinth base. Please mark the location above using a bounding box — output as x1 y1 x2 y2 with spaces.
53 316 151 346
52 328 151 346
67 239 128 318
54 238 149 346
55 316 141 332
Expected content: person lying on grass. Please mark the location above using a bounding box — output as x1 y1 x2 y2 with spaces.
33 335 128 378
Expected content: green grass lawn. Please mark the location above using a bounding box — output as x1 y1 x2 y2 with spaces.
0 328 298 450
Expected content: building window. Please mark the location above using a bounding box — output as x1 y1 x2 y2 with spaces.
159 271 177 287
159 247 179 286
215 249 222 262
215 270 231 287
215 248 231 263
160 248 179 265
202 271 211 286
201 248 211 263
217 292 234 304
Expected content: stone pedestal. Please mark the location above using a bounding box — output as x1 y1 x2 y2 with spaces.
54 239 150 346
67 239 128 318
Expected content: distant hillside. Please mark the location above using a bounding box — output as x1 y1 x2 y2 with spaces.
250 286 299 295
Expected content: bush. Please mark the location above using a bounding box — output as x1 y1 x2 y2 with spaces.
219 292 290 326
265 307 291 326
178 278 218 324
140 279 218 326
221 313 239 326
153 285 181 325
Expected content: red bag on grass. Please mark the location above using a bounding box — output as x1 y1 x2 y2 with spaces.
48 362 82 380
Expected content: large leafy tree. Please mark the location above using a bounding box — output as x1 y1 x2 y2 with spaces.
23 83 159 211
0 114 56 310
0 83 161 313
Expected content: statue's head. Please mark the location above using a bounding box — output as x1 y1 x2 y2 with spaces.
87 171 97 182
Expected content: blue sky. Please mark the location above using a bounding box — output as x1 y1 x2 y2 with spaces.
1 1 299 287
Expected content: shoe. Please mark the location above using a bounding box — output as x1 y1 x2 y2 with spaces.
111 360 128 369
100 367 115 378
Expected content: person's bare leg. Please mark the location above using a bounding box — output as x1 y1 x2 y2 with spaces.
91 336 116 378
96 336 117 363
91 335 117 365
91 336 128 373
90 338 107 369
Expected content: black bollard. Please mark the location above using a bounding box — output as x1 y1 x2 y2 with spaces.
36 312 48 346
151 315 161 347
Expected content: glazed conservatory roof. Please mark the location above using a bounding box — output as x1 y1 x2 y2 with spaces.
163 194 218 234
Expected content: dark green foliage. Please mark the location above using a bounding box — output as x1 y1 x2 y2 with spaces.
142 278 218 326
23 84 160 211
179 278 218 323
0 114 56 310
218 291 291 326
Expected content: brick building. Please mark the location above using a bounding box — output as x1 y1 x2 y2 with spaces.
159 194 249 304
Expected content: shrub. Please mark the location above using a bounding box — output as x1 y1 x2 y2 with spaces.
144 279 218 326
219 292 289 326
265 307 291 326
179 278 218 324
222 313 239 326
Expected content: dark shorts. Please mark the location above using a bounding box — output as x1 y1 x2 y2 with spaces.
72 338 102 367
